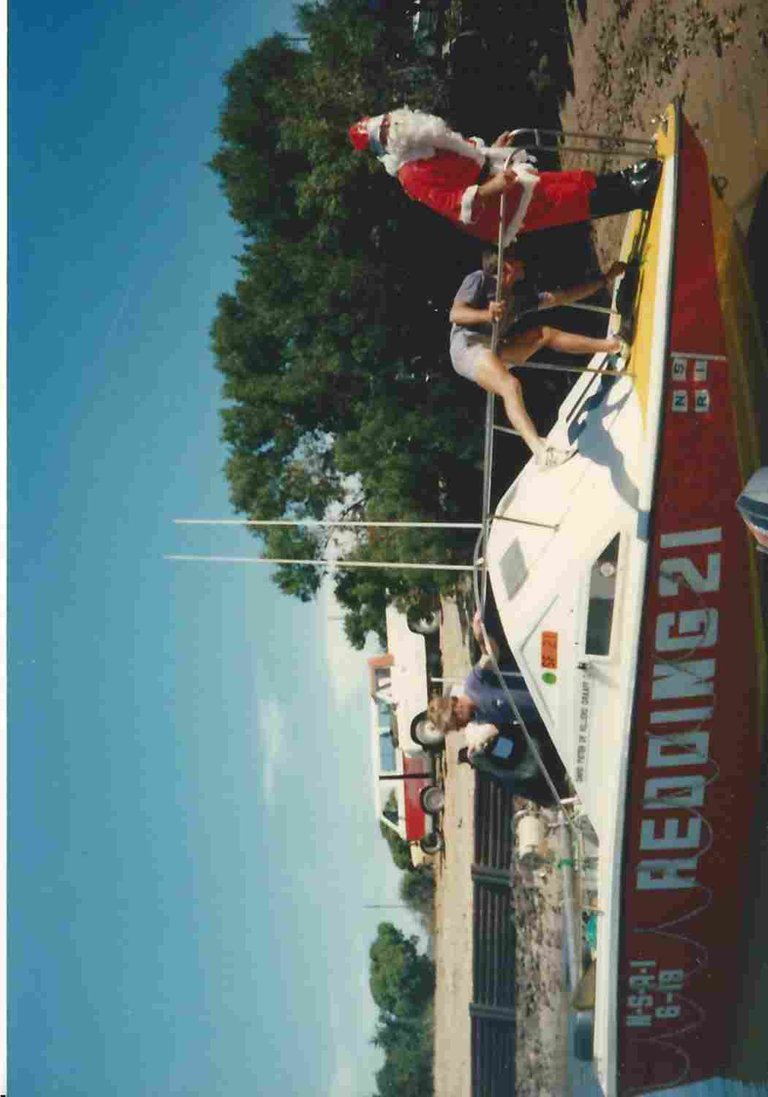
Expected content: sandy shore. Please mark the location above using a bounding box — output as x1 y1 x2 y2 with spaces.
432 594 476 1097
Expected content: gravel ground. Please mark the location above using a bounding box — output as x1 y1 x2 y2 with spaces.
560 0 768 262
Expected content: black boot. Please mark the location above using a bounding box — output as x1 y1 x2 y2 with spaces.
589 159 662 218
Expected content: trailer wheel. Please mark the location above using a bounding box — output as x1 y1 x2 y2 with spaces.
420 784 445 815
406 608 440 636
410 714 445 752
419 830 444 855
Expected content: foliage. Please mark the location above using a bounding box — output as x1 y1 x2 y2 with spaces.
369 922 435 1017
210 0 486 645
372 1008 434 1097
368 923 435 1096
210 0 599 644
379 815 413 873
398 864 435 922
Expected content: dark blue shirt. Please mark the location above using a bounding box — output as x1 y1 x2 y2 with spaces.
463 663 543 735
450 270 543 341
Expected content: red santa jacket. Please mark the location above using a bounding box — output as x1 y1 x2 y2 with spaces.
397 152 596 244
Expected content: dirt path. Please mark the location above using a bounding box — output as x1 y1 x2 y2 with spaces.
432 594 476 1097
560 0 768 264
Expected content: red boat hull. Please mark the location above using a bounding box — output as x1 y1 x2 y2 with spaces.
617 112 766 1093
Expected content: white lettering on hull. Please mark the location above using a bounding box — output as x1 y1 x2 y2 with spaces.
635 527 722 892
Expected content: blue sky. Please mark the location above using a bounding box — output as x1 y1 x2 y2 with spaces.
9 3 421 1094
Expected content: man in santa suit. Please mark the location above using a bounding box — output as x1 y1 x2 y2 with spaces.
348 108 660 245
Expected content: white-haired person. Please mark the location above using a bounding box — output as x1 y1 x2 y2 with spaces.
348 107 661 245
427 611 569 803
449 248 626 469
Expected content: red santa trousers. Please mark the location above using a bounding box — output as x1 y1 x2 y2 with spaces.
519 170 597 235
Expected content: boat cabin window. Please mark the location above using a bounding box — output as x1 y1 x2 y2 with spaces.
585 535 620 656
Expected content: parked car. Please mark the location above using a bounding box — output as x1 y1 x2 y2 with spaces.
367 605 446 858
373 743 445 858
367 605 444 757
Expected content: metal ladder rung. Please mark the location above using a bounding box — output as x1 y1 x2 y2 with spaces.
512 358 632 378
508 126 656 159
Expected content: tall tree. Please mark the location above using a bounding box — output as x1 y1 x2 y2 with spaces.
209 0 485 644
369 921 435 1018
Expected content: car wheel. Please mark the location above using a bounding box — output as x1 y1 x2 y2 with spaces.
406 609 440 636
410 714 445 752
420 784 445 815
419 830 444 854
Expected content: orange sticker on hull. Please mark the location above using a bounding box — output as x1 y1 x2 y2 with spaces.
541 631 558 669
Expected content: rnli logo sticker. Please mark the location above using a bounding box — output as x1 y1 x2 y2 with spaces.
541 630 558 669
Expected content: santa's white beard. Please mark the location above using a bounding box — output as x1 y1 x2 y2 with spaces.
379 107 486 175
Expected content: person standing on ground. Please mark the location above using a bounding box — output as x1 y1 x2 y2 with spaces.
427 612 568 803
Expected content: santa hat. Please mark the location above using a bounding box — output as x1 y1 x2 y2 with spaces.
348 115 387 156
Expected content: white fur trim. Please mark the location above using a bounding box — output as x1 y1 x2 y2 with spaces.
502 163 540 245
460 185 478 224
379 107 486 175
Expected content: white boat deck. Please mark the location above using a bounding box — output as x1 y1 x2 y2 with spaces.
484 112 678 1094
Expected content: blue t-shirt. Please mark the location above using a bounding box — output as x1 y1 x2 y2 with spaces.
450 270 543 342
463 663 542 731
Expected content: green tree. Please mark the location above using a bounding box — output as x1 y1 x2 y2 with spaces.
209 0 487 645
399 865 435 923
369 922 435 1018
372 1011 433 1097
368 922 434 1096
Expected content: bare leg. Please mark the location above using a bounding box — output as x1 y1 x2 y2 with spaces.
471 324 619 464
500 325 620 364
471 346 545 457
541 327 620 356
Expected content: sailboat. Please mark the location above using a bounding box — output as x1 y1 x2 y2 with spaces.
483 101 768 1094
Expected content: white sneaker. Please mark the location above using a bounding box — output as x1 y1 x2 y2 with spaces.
536 445 576 471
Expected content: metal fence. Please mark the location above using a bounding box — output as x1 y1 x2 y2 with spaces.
470 777 517 1096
